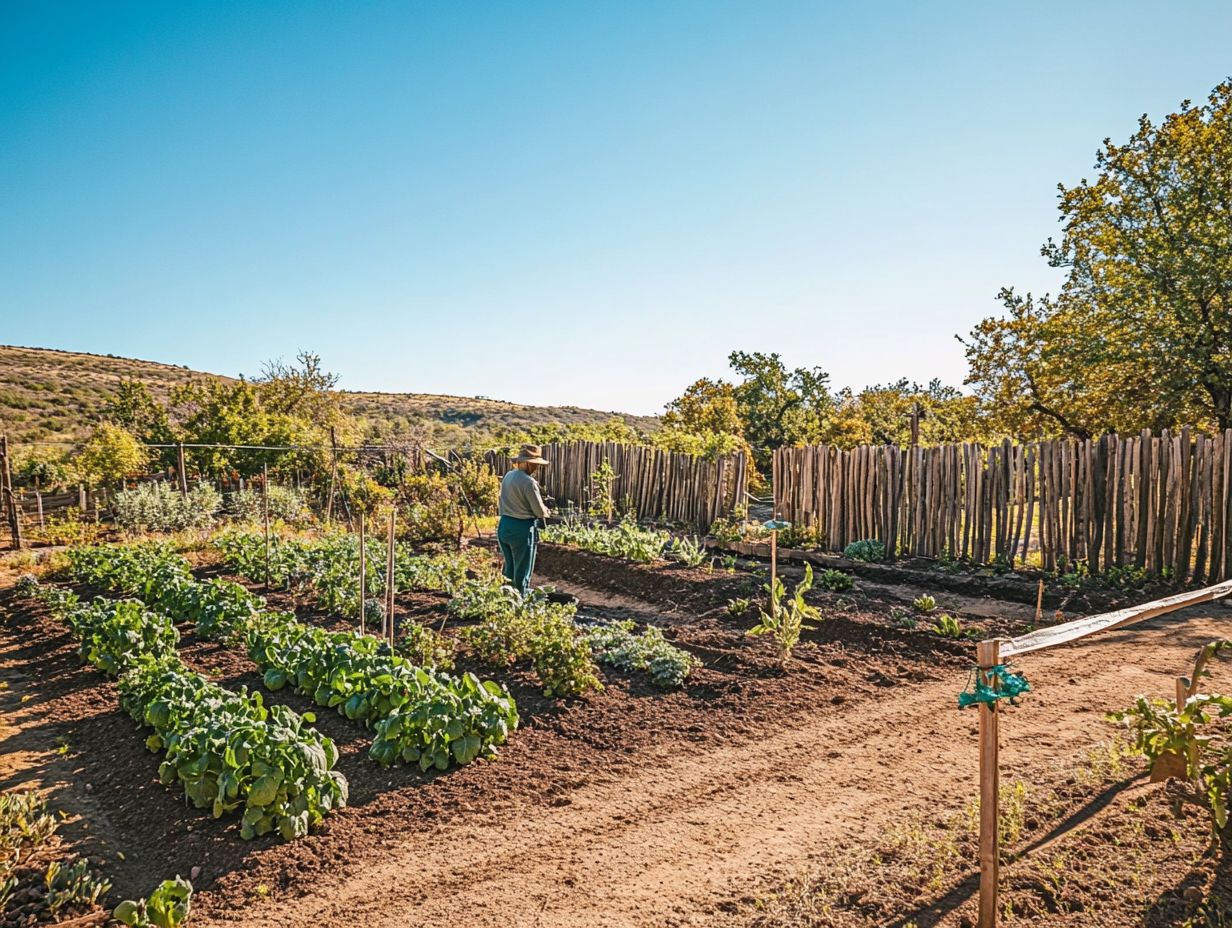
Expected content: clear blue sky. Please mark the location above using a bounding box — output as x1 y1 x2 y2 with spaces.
2 2 1230 415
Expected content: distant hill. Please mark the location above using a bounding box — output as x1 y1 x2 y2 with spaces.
0 345 659 448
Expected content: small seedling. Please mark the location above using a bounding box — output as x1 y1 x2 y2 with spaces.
912 594 937 615
930 614 969 639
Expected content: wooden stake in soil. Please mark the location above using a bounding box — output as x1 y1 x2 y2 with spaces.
0 435 22 550
385 509 397 645
977 637 1002 928
358 509 366 637
1034 579 1044 626
763 515 791 619
177 442 189 497
262 464 272 592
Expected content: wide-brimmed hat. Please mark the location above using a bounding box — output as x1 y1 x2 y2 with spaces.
511 444 549 465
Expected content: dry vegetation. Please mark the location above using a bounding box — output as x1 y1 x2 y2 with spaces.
0 345 658 446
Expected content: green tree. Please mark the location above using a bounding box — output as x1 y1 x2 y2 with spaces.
727 351 833 464
105 380 177 467
662 378 743 435
76 423 148 489
826 379 986 448
963 80 1232 436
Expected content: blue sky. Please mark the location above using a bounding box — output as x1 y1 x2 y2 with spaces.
2 2 1230 415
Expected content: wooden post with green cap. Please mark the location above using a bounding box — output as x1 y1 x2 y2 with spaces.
762 514 790 619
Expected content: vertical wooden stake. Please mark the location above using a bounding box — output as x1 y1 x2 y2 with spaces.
177 442 189 496
262 464 271 592
769 529 778 620
325 427 339 527
1034 580 1044 625
385 509 396 645
0 436 23 550
358 510 367 636
977 638 1002 928
1176 676 1189 711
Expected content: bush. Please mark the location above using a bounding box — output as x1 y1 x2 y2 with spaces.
843 539 886 562
448 457 500 517
398 473 457 545
227 485 312 524
113 482 221 532
27 507 104 547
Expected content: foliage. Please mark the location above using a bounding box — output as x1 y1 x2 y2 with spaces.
843 539 885 562
396 620 457 671
816 569 853 592
455 585 603 697
541 516 669 563
912 594 938 615
113 482 222 532
26 507 105 547
13 446 73 491
113 877 194 928
587 459 618 520
583 620 699 688
64 597 180 677
228 485 312 524
43 858 112 917
75 422 148 488
778 523 821 549
396 473 458 546
963 81 1232 436
930 614 970 639
668 535 707 568
728 351 833 468
0 790 61 913
825 378 986 448
448 455 500 517
119 655 348 839
747 564 820 665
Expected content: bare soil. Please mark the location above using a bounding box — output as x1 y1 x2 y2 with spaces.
0 542 1227 927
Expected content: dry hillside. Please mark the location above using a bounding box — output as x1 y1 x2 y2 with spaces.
0 345 658 447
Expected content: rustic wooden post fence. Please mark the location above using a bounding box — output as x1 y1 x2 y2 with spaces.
774 430 1232 584
972 578 1232 927
1 436 22 550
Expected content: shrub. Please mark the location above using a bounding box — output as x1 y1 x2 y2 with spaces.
113 482 221 533
27 507 104 547
843 539 885 562
228 485 312 524
398 473 457 545
448 457 500 517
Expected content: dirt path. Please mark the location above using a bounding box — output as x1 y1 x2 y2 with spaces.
215 606 1229 928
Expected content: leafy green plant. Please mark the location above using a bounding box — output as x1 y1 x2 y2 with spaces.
816 568 853 592
396 620 457 670
708 515 745 544
669 535 707 568
843 539 885 562
747 564 821 665
584 620 698 688
930 614 970 639
541 515 669 563
114 876 193 927
586 459 618 521
912 593 938 615
456 586 603 697
726 596 752 616
65 598 180 677
44 858 112 916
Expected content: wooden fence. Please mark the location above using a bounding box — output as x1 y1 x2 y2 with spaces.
486 441 748 531
773 429 1232 582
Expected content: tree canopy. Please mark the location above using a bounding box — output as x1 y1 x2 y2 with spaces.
963 80 1232 437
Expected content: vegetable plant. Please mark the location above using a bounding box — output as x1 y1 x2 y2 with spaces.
584 620 698 688
817 568 853 592
912 594 938 615
114 876 193 927
669 535 708 568
930 614 972 639
541 516 670 564
843 539 885 562
747 564 821 665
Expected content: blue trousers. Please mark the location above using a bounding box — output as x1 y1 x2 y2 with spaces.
497 516 538 596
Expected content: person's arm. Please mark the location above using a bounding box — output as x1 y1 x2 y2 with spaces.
530 479 550 520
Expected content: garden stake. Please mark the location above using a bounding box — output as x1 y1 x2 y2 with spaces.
1035 579 1044 625
762 515 791 620
262 464 271 592
358 510 366 637
976 637 1002 928
385 509 396 645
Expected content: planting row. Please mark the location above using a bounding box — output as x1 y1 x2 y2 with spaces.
64 544 520 772
215 531 700 695
19 578 347 841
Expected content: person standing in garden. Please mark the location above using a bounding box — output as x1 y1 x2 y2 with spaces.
498 444 551 595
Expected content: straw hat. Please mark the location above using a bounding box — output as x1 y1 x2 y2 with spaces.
511 444 549 465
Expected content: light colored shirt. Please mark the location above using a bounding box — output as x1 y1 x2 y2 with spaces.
499 468 550 520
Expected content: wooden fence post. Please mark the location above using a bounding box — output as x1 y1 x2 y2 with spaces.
977 638 1002 928
177 442 189 496
1 436 23 550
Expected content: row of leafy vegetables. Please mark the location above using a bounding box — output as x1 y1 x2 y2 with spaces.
60 544 522 773
215 531 700 695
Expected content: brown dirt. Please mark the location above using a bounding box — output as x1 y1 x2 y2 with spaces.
0 545 1226 927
